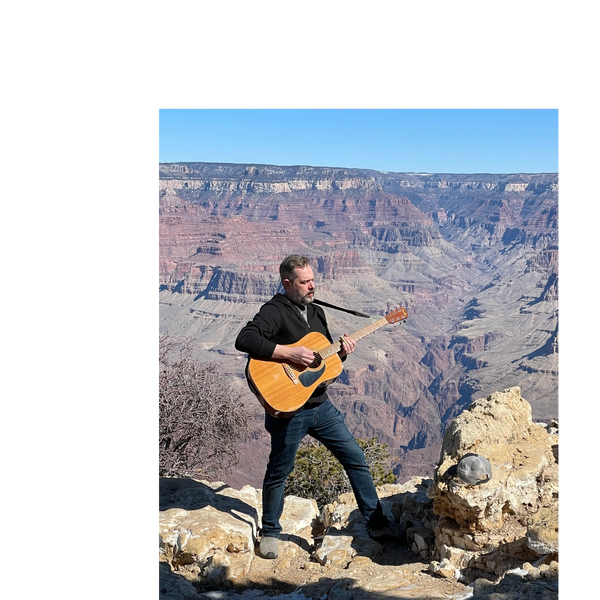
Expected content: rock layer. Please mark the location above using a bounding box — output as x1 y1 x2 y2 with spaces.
159 162 558 487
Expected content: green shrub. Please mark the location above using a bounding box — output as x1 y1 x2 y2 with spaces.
284 437 396 508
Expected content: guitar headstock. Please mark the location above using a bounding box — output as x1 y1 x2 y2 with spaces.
385 307 408 324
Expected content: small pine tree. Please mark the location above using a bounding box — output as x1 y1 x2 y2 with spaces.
284 437 396 508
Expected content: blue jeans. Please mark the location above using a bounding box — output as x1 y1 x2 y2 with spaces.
261 399 386 538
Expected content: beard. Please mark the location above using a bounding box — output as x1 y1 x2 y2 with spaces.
301 293 315 306
289 289 315 306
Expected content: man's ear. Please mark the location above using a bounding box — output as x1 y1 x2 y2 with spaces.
282 278 291 291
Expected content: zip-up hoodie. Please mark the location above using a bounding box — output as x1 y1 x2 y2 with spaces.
235 293 340 404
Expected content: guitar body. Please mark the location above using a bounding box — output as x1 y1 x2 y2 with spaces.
247 331 344 417
244 306 408 418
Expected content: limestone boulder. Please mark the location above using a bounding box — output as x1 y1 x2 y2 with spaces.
427 387 558 535
526 503 559 555
159 477 319 584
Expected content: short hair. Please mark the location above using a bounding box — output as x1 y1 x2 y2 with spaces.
279 255 311 283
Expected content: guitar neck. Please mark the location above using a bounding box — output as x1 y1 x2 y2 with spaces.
319 317 389 359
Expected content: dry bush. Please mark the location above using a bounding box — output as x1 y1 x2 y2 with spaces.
159 335 248 479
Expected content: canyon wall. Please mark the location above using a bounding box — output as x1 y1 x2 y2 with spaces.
158 162 558 487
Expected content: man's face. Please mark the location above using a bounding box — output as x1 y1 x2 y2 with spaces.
284 265 315 306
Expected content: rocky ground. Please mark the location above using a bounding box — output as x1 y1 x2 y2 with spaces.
160 389 559 600
197 536 469 598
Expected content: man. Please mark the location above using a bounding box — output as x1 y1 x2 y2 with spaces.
235 255 406 559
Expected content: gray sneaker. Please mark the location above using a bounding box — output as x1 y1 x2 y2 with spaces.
369 519 410 542
258 536 278 559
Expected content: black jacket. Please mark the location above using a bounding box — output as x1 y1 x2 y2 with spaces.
235 293 338 403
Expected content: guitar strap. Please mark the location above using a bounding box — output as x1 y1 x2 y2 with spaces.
313 298 371 319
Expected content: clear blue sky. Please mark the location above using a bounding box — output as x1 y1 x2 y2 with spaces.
159 109 558 174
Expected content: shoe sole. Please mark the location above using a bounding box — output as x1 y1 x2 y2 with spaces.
258 539 278 559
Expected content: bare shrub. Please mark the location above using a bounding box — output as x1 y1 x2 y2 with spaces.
159 335 248 479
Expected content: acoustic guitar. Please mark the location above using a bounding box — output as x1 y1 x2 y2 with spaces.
246 307 408 417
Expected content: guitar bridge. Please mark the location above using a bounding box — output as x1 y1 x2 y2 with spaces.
283 363 300 384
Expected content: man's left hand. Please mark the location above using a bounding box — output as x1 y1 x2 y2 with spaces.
339 333 356 358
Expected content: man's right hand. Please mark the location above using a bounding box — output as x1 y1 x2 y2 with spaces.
272 344 316 366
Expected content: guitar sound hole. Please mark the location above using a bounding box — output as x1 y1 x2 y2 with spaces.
309 354 322 369
289 353 322 371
